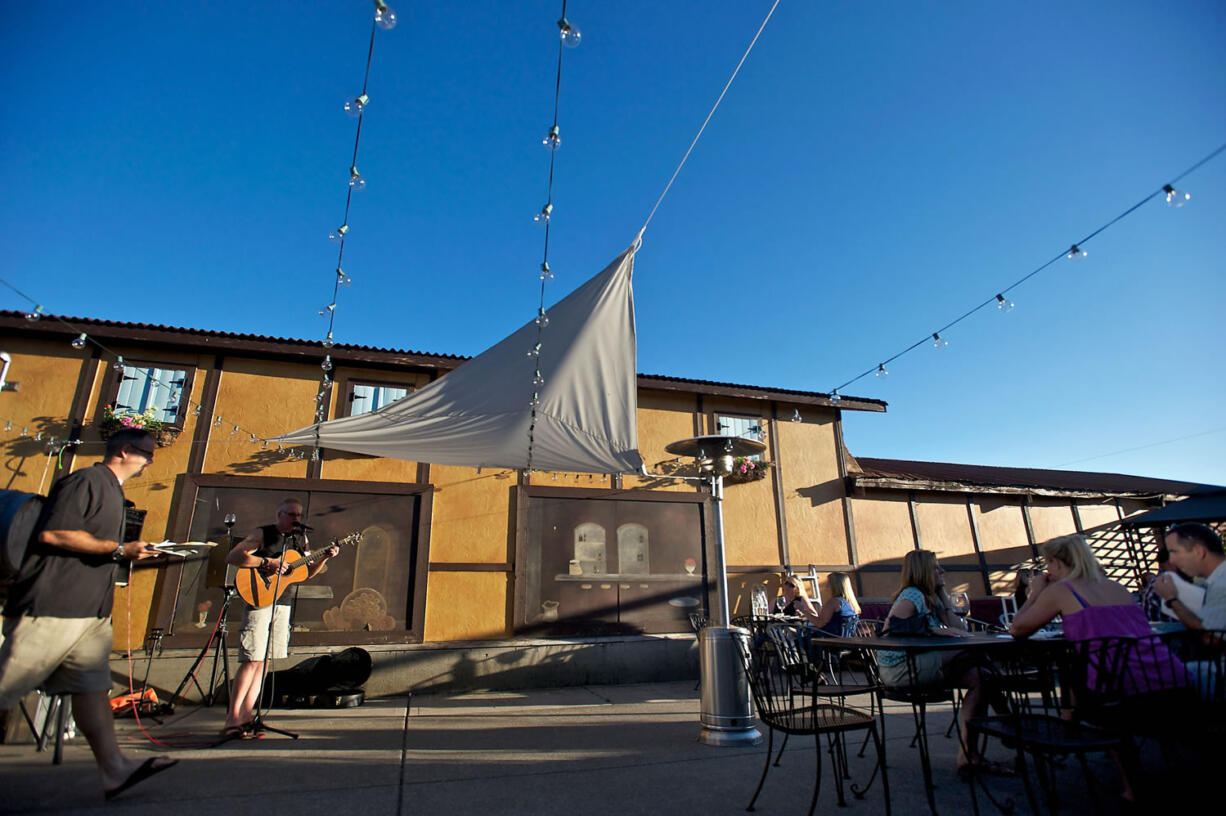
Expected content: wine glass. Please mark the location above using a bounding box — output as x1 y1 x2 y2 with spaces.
950 591 971 620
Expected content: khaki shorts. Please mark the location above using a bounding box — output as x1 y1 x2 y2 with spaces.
239 604 291 663
0 616 114 707
878 650 944 687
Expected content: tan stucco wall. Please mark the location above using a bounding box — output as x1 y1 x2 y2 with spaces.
623 390 700 492
777 417 849 567
423 572 510 641
1028 499 1078 544
850 493 914 567
202 359 317 478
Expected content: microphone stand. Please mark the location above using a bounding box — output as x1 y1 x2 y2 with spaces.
246 527 299 740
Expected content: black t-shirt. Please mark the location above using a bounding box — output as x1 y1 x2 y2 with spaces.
4 464 126 618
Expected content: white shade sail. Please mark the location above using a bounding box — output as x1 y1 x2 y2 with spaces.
276 241 644 474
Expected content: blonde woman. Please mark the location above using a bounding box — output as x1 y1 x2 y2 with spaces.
1011 534 1184 803
774 575 820 624
879 550 1006 777
812 572 861 635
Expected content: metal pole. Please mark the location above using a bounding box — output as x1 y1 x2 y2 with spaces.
710 474 730 626
698 472 761 746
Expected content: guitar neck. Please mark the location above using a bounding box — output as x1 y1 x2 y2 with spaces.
286 549 327 572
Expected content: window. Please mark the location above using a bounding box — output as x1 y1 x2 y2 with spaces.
714 413 766 460
107 362 194 429
348 382 412 416
517 491 709 636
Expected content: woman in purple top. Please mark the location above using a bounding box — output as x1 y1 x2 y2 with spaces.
1010 533 1185 803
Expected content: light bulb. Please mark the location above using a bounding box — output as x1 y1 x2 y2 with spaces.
214 416 223 427
791 408 802 422
527 342 542 358
529 393 541 408
995 293 1014 312
311 448 321 461
534 203 552 223
558 17 581 48
321 376 333 389
535 308 549 327
1067 244 1087 262
533 371 545 386
193 405 202 416
71 333 87 350
539 261 552 280
232 425 240 434
349 165 366 192
374 0 397 29
876 364 888 377
3 422 10 431
319 303 336 317
321 355 333 373
329 224 349 242
323 332 335 349
932 332 947 349
829 390 841 405
344 93 369 118
1163 184 1190 208
25 305 43 321
543 125 561 150
337 268 352 287
113 355 125 372
249 433 257 442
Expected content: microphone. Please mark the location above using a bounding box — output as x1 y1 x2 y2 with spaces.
291 521 314 532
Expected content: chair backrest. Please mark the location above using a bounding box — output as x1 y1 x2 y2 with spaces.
687 612 708 638
839 614 861 639
764 623 811 675
855 618 883 638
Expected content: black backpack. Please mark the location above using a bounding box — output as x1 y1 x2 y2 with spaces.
0 489 44 579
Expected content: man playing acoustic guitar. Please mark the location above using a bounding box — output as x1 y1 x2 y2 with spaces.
222 498 337 737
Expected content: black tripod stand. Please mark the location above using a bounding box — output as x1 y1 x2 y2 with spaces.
168 586 237 709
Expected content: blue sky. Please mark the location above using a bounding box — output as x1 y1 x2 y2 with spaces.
3 1 1224 485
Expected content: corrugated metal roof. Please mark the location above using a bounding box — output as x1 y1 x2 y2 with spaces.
2 311 877 407
852 456 1217 497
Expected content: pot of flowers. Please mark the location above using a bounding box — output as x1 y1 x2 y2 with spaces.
724 456 771 484
99 405 180 448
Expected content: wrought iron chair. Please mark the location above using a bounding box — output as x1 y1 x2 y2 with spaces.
964 637 1132 815
736 623 890 816
687 611 708 691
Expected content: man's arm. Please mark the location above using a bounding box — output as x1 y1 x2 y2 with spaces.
305 544 339 579
39 529 158 560
1153 573 1205 630
227 531 286 575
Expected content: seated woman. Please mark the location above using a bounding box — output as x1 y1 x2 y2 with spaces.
774 575 820 623
879 549 1003 777
811 571 861 636
1010 533 1185 802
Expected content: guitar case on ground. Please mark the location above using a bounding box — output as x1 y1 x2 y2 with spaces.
261 647 373 709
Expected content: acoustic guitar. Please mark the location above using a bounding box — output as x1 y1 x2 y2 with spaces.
235 532 363 609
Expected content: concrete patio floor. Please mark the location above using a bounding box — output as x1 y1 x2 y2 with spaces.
0 681 1162 815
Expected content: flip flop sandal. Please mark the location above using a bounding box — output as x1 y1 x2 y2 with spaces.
104 757 179 801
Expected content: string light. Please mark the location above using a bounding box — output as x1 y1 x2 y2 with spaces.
24 305 43 321
1163 184 1190 207
71 332 87 350
931 332 947 349
535 308 549 327
830 390 841 405
336 268 352 287
876 364 887 377
534 203 553 223
374 0 396 30
825 143 1225 399
113 355 125 372
558 15 581 47
344 93 369 118
790 408 801 422
543 125 561 150
348 165 366 192
539 261 552 280
321 355 333 373
329 224 349 242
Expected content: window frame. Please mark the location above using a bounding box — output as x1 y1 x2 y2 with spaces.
101 357 197 431
339 376 419 419
712 412 768 461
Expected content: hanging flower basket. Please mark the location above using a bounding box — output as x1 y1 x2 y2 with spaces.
98 405 181 448
724 456 771 484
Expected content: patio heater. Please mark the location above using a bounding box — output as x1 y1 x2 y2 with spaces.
664 434 764 747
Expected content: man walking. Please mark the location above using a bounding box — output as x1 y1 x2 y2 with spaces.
0 428 178 800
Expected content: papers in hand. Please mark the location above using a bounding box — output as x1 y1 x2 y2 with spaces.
1159 573 1205 617
152 540 219 558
